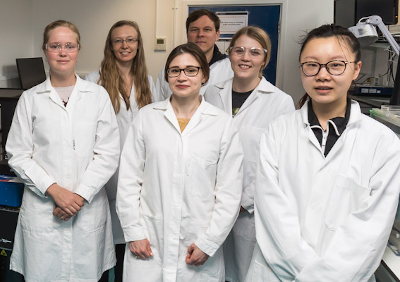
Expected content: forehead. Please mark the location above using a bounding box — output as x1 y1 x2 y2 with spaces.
48 26 77 42
189 15 215 29
301 37 355 61
111 25 137 38
169 53 199 67
234 35 262 48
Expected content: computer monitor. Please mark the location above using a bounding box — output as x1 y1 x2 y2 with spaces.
356 0 398 25
16 57 47 90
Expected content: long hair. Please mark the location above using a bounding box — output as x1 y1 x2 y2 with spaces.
228 26 271 78
99 20 152 113
298 24 361 107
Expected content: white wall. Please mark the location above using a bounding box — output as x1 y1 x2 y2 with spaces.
0 0 34 87
1 0 334 103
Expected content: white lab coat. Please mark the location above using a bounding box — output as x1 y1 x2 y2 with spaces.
6 75 120 282
204 77 295 282
116 98 243 282
85 70 156 244
154 57 233 102
245 100 400 282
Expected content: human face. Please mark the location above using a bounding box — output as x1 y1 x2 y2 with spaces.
187 15 220 58
230 35 266 82
168 53 205 99
45 26 79 77
111 25 138 65
300 37 361 107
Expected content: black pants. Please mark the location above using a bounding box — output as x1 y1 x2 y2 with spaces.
98 244 126 282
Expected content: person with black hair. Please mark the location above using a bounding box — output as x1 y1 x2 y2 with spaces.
246 24 400 282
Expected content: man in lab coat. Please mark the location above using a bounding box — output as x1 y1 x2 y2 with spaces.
155 9 233 101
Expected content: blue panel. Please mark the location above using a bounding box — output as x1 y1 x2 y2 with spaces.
189 5 281 85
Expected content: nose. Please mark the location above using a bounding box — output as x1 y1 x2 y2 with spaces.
242 50 251 60
177 70 187 80
59 47 67 56
316 65 330 80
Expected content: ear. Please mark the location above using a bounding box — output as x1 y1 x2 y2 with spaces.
215 29 220 41
352 61 362 81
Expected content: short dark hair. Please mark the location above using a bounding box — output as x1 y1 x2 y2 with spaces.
186 9 220 34
164 42 210 83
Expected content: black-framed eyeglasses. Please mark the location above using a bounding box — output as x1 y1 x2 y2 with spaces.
299 60 356 76
46 43 79 53
167 66 201 78
113 38 138 46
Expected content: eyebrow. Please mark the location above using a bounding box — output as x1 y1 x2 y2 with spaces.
302 56 347 61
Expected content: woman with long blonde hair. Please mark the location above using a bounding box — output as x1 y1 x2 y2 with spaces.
86 19 155 282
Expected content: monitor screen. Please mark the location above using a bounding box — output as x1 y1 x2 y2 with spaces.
16 57 47 90
356 0 398 25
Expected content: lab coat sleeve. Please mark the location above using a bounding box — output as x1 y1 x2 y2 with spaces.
155 67 171 102
116 110 147 242
241 95 295 214
74 88 120 203
148 75 157 102
195 118 243 256
255 127 318 281
6 93 56 197
295 134 400 281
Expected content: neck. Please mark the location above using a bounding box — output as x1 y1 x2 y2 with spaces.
311 98 347 130
116 60 133 77
205 47 214 64
50 71 76 87
170 94 201 119
232 76 261 93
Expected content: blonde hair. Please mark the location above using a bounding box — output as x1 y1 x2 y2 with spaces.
228 26 271 78
99 20 152 113
42 20 81 51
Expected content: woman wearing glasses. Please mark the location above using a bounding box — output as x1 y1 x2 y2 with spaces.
116 42 243 281
246 24 400 281
204 26 294 282
6 20 119 281
86 20 155 282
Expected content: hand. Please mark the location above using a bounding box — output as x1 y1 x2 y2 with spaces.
129 239 153 259
53 206 72 221
186 243 209 267
46 183 84 216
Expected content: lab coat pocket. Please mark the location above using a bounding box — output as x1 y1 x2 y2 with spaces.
186 155 217 199
74 122 96 157
324 176 371 231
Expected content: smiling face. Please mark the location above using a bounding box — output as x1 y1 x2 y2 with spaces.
300 36 361 108
187 15 220 60
230 35 266 83
45 26 79 77
111 25 138 66
168 53 205 99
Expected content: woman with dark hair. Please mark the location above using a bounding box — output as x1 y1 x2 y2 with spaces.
86 20 155 281
204 26 294 282
116 42 243 281
7 20 119 281
245 24 400 282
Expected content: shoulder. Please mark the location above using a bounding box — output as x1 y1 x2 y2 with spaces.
84 70 100 83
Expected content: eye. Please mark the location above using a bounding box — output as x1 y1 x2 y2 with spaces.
329 62 345 68
185 67 198 74
65 43 76 50
169 68 180 74
126 38 136 44
48 43 60 50
114 39 123 44
190 28 199 33
305 62 319 68
249 49 263 56
233 47 244 55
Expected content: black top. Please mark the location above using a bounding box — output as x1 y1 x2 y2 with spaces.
308 98 351 156
209 45 227 66
232 89 253 117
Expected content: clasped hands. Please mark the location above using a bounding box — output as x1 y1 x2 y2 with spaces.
129 239 209 267
46 183 85 221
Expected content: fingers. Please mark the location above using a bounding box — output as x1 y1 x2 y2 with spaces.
129 239 153 259
53 207 71 221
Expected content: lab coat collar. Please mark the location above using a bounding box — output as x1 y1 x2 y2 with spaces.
36 74 92 109
154 97 220 134
300 99 362 127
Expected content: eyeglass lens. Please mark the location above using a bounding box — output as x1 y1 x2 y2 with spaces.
47 43 78 53
168 67 200 77
231 47 265 57
301 61 347 76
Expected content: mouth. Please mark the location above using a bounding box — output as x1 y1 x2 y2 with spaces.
239 64 251 70
57 60 70 63
176 85 189 89
315 86 333 94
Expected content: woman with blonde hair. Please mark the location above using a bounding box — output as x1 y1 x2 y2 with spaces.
86 20 155 281
7 20 119 281
205 26 294 282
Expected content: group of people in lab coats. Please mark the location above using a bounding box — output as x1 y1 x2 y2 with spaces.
5 8 400 282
